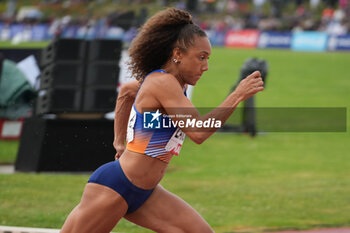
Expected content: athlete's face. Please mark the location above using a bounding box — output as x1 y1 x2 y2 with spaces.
178 36 211 85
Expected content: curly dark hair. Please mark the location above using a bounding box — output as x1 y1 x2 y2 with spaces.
128 7 207 81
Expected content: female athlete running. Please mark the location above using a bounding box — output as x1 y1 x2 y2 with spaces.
61 7 263 233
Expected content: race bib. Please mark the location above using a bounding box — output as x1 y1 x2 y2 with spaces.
127 107 137 143
165 128 185 156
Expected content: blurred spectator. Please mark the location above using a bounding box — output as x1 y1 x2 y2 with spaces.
296 3 306 17
339 0 348 9
216 0 226 13
270 0 284 17
327 18 348 35
322 7 334 19
226 0 238 14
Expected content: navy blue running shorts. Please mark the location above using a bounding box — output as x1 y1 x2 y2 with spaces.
88 160 154 213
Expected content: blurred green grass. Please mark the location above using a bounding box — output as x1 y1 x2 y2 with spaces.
0 47 349 232
0 41 49 48
0 141 19 164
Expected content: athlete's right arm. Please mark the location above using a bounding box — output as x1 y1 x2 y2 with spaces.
153 71 264 144
113 80 140 159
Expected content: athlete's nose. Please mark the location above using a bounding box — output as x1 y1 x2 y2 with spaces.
202 60 209 72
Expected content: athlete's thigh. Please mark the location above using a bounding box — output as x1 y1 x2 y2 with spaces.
124 184 214 233
61 183 128 233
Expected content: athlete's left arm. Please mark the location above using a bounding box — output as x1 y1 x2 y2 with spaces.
153 72 263 144
113 80 140 159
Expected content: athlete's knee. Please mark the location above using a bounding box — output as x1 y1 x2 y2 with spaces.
187 223 215 233
153 225 184 233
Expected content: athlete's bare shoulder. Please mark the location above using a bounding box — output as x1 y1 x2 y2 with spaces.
143 72 183 94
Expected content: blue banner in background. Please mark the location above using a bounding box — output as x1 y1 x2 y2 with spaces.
0 24 10 40
0 23 4 40
61 26 78 38
123 27 138 44
104 26 124 40
10 24 24 38
328 35 350 51
291 31 328 52
31 24 49 41
206 30 226 46
75 26 89 39
258 31 291 49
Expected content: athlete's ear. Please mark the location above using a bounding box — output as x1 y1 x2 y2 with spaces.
172 47 183 61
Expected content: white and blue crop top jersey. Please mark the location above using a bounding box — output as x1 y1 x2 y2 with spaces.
126 70 186 163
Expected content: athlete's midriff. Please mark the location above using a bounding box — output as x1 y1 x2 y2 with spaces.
119 150 168 190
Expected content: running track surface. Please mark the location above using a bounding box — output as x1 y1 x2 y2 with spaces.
266 227 350 233
1 226 350 233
